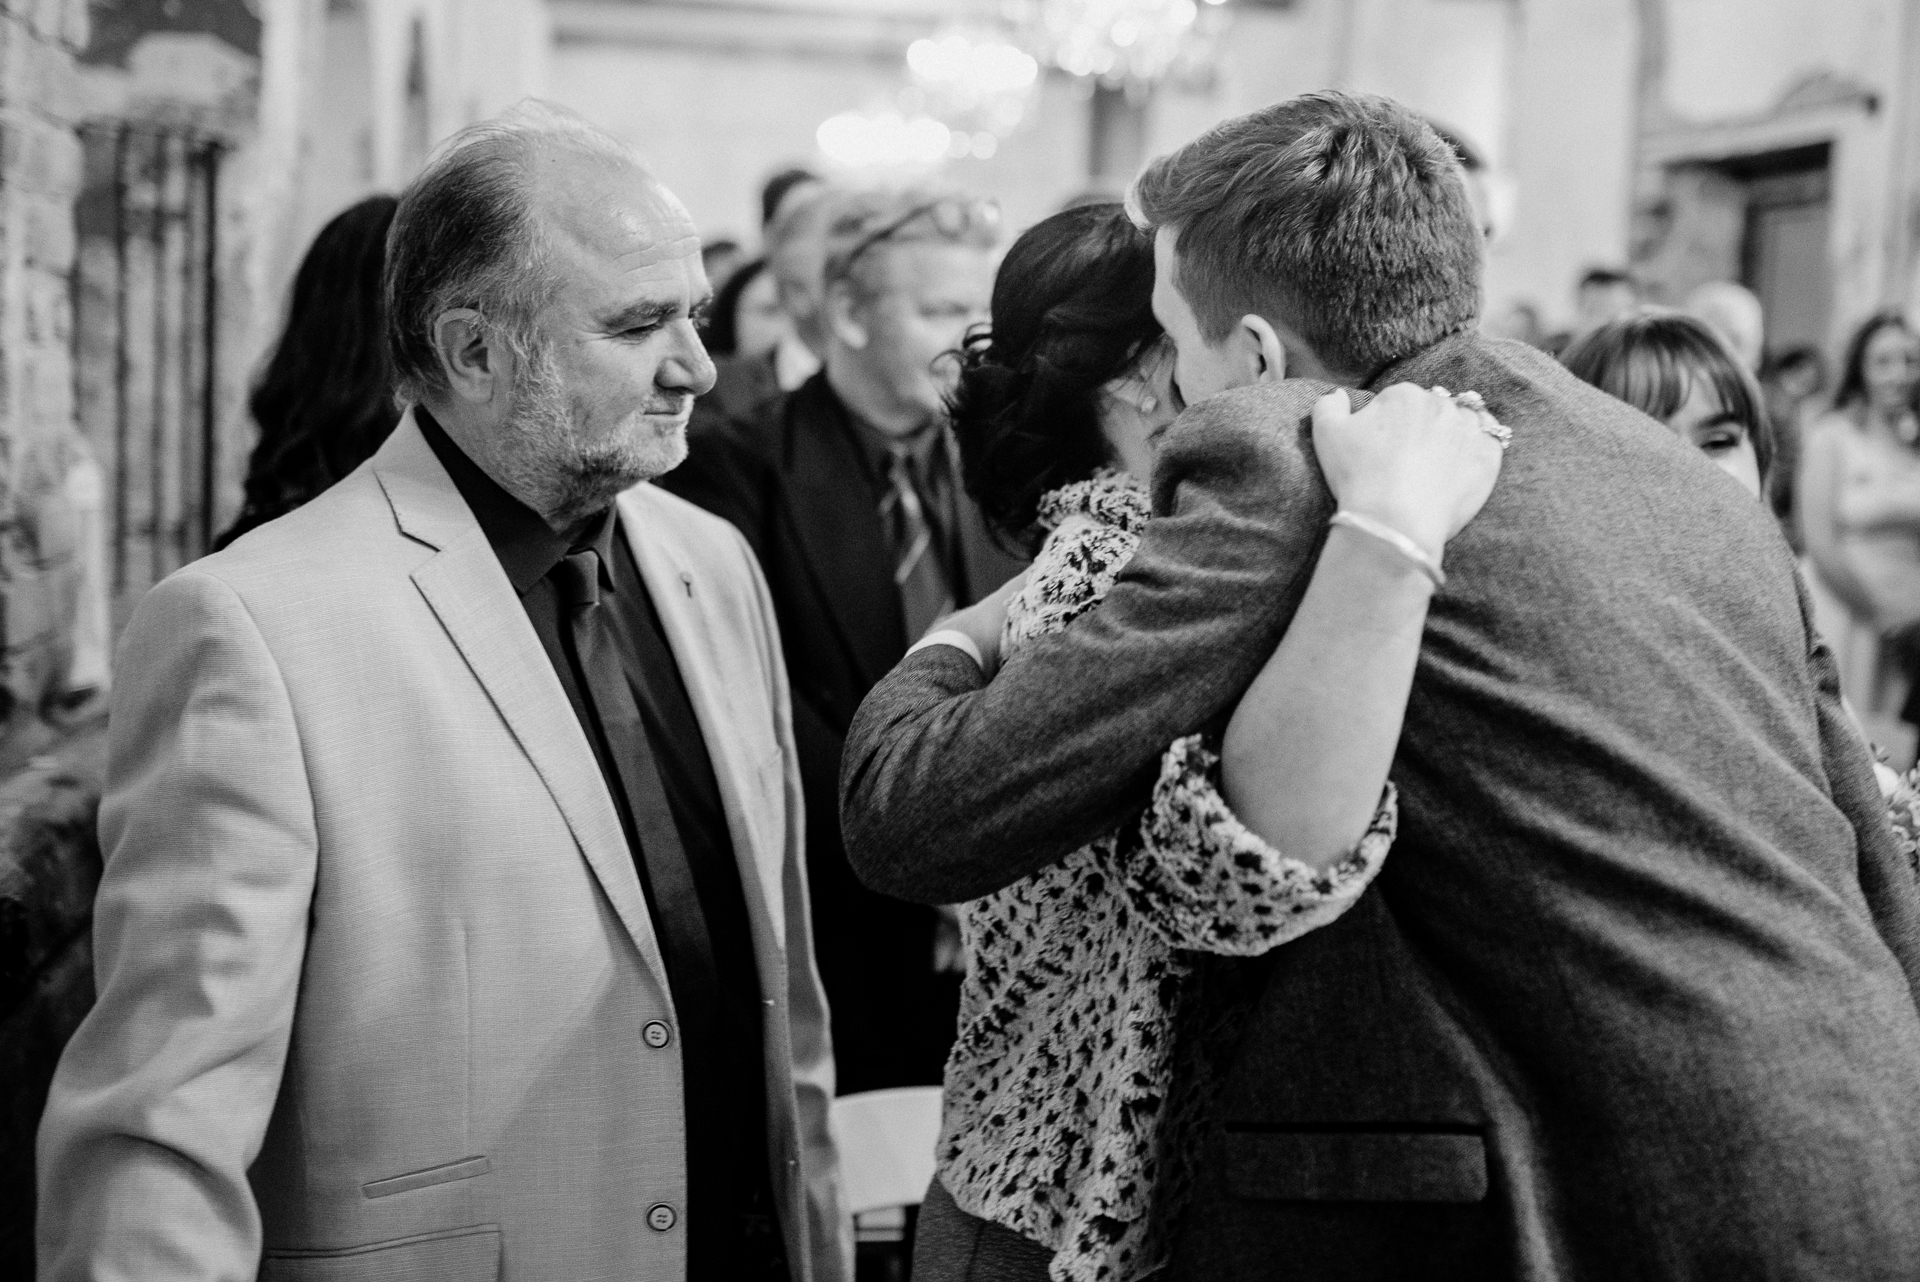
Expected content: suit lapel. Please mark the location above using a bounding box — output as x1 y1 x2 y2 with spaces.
617 487 787 953
373 415 674 997
782 381 906 684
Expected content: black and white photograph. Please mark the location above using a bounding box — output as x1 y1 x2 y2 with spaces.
5 1 1920 1279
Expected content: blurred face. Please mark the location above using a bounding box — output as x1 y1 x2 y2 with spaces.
1577 281 1637 333
1099 336 1181 478
509 156 716 526
732 269 790 361
1152 229 1253 405
1664 378 1762 499
1863 324 1920 413
840 240 994 434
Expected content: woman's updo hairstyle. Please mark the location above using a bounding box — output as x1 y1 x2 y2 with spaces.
948 202 1161 551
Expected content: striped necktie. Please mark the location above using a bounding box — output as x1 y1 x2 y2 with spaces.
880 445 954 641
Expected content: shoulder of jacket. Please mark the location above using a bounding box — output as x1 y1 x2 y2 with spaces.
630 482 757 568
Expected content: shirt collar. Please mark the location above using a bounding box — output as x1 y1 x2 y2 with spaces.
416 405 618 597
823 379 946 483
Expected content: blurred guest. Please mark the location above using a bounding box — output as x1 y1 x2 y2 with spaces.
1766 344 1830 418
1762 344 1831 545
1562 310 1772 498
662 186 1027 1095
1485 299 1546 348
704 257 790 363
215 195 401 549
702 236 748 295
1546 267 1639 355
762 165 823 230
766 185 835 390
698 186 837 432
1800 311 1920 734
1685 280 1766 371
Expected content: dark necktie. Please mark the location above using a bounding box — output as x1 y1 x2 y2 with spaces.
880 446 953 641
552 548 723 1037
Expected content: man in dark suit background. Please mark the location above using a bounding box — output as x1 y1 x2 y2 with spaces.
664 185 1026 1094
840 94 1920 1277
698 183 836 430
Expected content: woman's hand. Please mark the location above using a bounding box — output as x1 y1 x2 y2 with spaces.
1312 384 1507 564
926 569 1029 678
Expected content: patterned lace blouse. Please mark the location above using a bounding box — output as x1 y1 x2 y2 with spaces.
937 468 1398 1282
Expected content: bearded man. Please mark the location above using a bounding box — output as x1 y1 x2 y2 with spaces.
37 102 848 1282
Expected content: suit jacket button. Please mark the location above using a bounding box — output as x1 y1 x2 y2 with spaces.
643 1021 673 1049
647 1202 678 1232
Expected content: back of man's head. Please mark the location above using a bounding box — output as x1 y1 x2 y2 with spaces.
385 99 640 406
1129 91 1482 380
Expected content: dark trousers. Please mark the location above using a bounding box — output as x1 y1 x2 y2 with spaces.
911 1178 1054 1282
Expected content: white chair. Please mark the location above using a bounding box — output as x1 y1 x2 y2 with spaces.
830 1085 944 1253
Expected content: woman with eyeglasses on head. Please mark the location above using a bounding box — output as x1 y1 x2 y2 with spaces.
1797 312 1920 735
914 201 1507 1282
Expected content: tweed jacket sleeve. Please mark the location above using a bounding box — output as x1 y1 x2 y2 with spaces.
841 380 1350 905
37 569 318 1282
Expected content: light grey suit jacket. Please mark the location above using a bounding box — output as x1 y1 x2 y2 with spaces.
37 414 851 1281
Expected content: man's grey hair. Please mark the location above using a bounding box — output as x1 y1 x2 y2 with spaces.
384 99 641 405
820 186 999 302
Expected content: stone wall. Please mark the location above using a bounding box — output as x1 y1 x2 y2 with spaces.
0 0 106 1270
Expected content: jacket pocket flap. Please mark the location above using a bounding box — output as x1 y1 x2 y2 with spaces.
262 1224 500 1280
362 1155 492 1199
1224 1129 1487 1203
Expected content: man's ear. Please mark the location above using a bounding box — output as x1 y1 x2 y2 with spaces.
1241 313 1289 385
826 281 869 351
433 308 500 405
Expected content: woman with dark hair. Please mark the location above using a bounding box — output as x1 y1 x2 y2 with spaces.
916 202 1507 1282
214 195 402 549
1561 309 1772 498
700 256 788 362
1798 311 1920 731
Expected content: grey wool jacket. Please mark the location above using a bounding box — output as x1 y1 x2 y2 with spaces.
840 332 1920 1280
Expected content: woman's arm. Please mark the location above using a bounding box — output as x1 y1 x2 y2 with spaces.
1215 385 1501 871
1800 416 1881 621
1216 525 1437 870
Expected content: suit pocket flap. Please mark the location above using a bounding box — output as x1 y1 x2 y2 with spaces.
362 1155 491 1199
1224 1129 1487 1203
262 1224 500 1280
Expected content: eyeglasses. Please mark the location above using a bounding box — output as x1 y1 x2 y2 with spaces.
834 197 1001 281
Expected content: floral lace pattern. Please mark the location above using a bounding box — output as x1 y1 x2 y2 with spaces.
1886 766 1920 883
938 468 1395 1282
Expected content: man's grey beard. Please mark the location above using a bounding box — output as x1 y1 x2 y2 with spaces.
502 338 691 531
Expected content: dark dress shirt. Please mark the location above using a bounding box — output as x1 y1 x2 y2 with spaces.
418 410 782 1278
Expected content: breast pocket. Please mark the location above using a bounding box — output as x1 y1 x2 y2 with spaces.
260 1224 500 1281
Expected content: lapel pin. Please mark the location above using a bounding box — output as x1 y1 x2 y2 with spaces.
680 571 694 597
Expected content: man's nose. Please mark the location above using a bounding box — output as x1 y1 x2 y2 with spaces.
660 326 717 397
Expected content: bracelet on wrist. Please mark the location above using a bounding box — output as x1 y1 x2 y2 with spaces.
1328 510 1446 588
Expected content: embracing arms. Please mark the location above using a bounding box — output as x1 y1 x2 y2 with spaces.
839 382 1501 904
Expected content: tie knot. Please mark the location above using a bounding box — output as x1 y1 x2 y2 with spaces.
555 549 601 609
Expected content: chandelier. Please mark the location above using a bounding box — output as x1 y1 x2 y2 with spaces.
1024 0 1228 89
